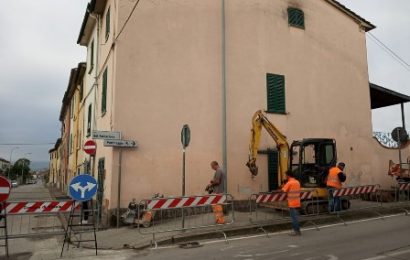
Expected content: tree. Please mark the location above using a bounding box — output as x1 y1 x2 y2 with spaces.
10 158 31 183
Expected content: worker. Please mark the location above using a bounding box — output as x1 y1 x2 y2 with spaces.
282 170 301 236
208 161 226 224
326 162 346 213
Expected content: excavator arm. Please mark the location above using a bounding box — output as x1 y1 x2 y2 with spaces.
246 110 289 182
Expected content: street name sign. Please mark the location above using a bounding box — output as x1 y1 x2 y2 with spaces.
84 140 97 155
0 177 11 202
103 139 137 148
68 174 98 201
92 130 121 140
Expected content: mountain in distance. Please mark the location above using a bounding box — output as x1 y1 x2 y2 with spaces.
30 161 49 171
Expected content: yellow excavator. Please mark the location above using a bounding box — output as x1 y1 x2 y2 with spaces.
246 110 346 212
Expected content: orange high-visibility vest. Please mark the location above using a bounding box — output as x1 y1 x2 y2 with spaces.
282 177 301 208
327 167 342 189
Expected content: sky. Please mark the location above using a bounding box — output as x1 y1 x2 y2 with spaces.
0 0 409 164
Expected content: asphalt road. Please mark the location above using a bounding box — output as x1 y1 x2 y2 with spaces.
135 214 410 260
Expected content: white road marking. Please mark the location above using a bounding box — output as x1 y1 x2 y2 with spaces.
360 248 410 260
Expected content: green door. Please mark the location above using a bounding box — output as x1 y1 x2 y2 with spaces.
267 150 279 191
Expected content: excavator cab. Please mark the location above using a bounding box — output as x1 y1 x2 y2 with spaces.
290 138 337 188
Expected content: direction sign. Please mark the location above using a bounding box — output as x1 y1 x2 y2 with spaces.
92 130 121 140
68 174 98 201
84 140 97 155
103 139 137 148
0 176 11 202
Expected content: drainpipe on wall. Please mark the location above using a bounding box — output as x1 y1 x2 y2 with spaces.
221 0 228 192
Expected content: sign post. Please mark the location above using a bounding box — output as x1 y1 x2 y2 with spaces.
180 124 190 230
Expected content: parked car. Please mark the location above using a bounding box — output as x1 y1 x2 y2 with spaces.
11 180 18 188
26 179 36 184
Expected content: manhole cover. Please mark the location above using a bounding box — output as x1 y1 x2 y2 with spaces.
179 242 202 249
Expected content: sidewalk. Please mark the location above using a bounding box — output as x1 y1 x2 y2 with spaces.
47 186 410 251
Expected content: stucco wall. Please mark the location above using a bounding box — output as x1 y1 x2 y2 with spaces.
95 0 409 208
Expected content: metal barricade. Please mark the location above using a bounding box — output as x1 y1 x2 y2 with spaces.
0 200 80 239
248 190 320 235
329 184 382 223
137 194 234 247
393 183 410 214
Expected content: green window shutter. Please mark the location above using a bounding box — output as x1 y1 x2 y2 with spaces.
105 8 110 40
287 8 304 29
102 68 108 114
89 40 94 74
267 150 279 191
266 73 286 113
87 104 92 136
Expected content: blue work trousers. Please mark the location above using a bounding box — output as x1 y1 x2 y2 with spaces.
289 207 300 232
327 188 341 213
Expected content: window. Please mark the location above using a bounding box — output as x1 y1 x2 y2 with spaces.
89 40 94 74
79 81 84 101
287 7 304 29
105 7 110 41
266 73 286 114
70 99 74 118
87 104 92 137
69 134 73 154
101 68 108 114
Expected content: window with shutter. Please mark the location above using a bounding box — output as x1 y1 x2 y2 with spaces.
87 104 92 137
268 150 279 191
266 73 286 114
105 7 110 41
287 7 304 29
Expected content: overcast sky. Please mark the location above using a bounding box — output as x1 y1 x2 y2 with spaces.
0 0 409 163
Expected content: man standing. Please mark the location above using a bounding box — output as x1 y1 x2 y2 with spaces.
282 170 301 236
209 161 226 224
326 162 346 212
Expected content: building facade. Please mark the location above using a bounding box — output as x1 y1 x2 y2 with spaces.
52 0 409 224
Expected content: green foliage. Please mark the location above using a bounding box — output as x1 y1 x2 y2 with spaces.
9 158 31 183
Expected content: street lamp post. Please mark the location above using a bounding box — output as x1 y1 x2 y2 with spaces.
8 147 19 180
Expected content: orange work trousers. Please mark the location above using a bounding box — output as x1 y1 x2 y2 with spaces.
212 204 225 224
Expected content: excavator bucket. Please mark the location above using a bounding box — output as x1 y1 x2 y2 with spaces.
246 160 258 176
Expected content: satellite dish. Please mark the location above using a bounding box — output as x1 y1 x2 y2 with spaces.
391 127 408 143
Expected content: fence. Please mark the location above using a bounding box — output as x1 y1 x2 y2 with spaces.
0 200 80 239
138 194 234 247
248 190 320 234
329 184 382 223
393 183 410 214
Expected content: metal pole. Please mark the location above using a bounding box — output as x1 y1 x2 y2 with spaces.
182 148 186 229
221 0 228 193
8 147 18 180
117 149 123 228
401 103 406 130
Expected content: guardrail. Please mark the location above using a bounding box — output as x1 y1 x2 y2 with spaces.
248 190 320 235
138 194 234 247
329 184 382 223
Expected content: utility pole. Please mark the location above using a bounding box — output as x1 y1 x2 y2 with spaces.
8 147 19 180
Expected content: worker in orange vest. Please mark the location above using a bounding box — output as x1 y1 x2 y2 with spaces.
208 161 226 224
326 162 346 212
282 170 301 236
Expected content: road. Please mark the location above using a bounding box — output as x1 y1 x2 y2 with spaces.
136 214 410 260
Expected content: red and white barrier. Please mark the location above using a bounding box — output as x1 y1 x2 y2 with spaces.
255 191 313 204
147 195 226 210
399 183 410 191
333 185 377 197
4 201 80 215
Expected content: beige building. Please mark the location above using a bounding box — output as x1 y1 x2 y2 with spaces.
70 0 410 222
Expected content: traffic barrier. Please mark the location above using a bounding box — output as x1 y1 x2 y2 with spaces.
393 183 410 214
138 194 234 247
248 190 320 234
0 201 80 239
329 184 382 223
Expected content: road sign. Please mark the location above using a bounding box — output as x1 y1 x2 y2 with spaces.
181 124 191 148
84 140 97 155
0 176 11 202
68 174 98 201
103 139 137 148
92 130 121 140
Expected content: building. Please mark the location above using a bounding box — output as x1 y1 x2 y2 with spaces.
0 158 10 175
53 0 410 224
48 138 61 186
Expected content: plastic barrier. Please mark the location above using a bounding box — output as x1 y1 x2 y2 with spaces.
137 194 234 247
248 190 320 234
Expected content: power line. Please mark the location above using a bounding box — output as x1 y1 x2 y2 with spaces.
367 32 410 72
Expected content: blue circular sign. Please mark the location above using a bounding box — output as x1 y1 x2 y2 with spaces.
68 174 98 201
